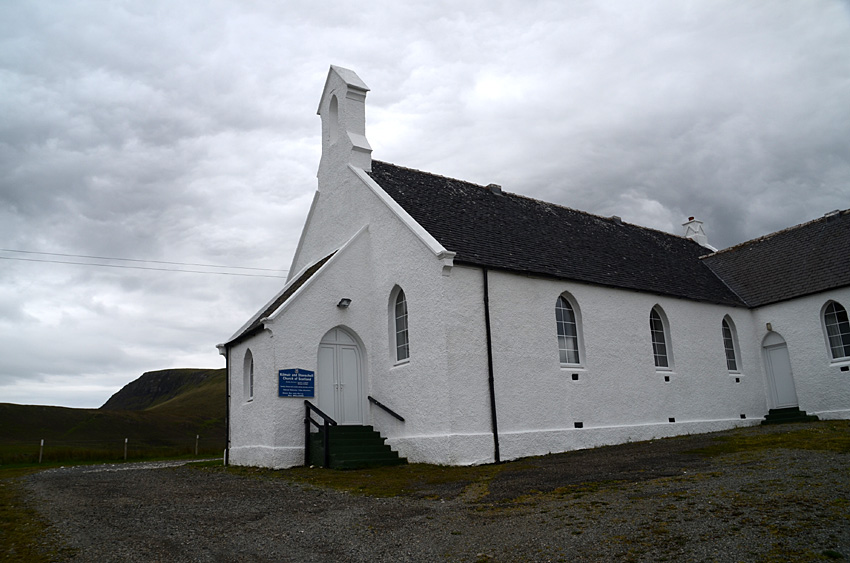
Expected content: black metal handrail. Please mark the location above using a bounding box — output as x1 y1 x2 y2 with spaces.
368 395 405 422
304 401 337 468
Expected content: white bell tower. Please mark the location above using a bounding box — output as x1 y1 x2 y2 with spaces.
317 65 372 173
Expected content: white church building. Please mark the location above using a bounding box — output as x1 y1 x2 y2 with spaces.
218 66 850 469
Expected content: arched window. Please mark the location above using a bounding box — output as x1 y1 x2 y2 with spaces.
823 300 850 360
650 306 672 369
243 349 254 401
556 294 582 365
722 316 741 372
391 288 409 362
328 95 339 144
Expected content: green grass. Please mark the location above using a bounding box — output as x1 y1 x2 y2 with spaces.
210 421 850 502
0 370 226 465
0 466 76 562
686 420 850 457
214 460 518 499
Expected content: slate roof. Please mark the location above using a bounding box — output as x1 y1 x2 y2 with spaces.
367 160 745 306
226 252 335 346
701 209 850 307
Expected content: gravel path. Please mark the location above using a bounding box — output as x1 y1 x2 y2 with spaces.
23 424 850 562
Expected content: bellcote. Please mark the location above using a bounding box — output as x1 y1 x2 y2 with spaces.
317 65 372 171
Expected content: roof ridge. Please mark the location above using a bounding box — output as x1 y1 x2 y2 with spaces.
703 208 850 257
372 160 699 246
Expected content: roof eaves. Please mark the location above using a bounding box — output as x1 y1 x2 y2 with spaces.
454 260 747 307
224 251 336 347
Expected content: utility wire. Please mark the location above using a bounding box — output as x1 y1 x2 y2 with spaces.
0 255 288 278
0 248 288 273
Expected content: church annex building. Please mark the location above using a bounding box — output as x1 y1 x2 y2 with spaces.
218 66 850 469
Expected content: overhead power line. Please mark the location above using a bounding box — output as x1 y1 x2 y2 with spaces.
0 250 289 279
0 248 288 272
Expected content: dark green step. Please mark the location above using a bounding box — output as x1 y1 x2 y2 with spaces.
761 407 819 425
308 425 407 469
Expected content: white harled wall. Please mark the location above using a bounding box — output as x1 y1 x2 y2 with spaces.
484 270 766 461
751 287 850 418
226 66 849 469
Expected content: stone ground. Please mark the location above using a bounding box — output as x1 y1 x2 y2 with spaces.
21 423 850 562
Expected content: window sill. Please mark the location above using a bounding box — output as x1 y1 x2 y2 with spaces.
657 370 676 382
559 365 585 371
392 359 410 368
829 358 850 367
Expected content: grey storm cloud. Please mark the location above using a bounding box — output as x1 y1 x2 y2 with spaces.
1 0 849 407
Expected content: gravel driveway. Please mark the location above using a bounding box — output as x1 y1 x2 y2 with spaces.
24 423 850 562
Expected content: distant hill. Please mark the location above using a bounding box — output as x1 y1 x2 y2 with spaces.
0 368 227 463
101 368 224 411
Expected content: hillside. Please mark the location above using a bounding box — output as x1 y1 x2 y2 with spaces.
100 368 224 411
0 368 226 463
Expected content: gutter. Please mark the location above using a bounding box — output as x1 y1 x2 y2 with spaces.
482 268 501 463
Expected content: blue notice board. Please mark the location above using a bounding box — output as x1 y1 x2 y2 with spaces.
278 368 315 398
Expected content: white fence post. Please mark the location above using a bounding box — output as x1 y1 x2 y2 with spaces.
195 434 199 456
124 437 128 461
39 439 44 463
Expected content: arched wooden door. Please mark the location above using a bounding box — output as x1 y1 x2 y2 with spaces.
317 327 364 425
763 332 798 409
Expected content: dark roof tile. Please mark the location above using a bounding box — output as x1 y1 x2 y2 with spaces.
227 252 335 346
368 160 744 306
701 210 850 307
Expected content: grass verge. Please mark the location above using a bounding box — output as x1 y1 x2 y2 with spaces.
686 420 850 457
0 466 74 562
214 461 517 499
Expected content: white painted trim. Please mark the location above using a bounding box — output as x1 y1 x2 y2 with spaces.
349 164 456 268
224 226 366 343
821 299 850 362
266 225 370 324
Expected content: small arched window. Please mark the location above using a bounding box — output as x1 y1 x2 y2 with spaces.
556 294 582 365
650 306 672 369
722 316 741 372
328 95 339 144
391 288 409 362
823 300 850 360
243 349 254 401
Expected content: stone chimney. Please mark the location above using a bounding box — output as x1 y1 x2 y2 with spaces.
682 217 717 251
317 65 372 172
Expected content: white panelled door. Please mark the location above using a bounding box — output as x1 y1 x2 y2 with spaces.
763 333 798 409
317 327 364 424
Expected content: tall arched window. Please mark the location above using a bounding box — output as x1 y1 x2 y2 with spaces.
722 316 741 372
556 294 582 365
328 95 339 144
823 300 850 360
391 288 409 362
243 349 254 401
650 306 672 369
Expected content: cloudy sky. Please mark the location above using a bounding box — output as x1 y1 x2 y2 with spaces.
2 1 849 408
